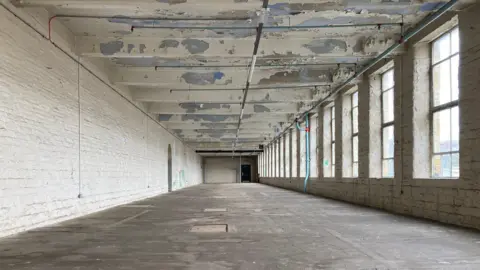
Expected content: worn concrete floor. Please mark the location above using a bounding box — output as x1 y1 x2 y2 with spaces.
1 184 480 270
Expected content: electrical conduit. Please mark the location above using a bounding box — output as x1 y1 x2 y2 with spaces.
296 113 310 193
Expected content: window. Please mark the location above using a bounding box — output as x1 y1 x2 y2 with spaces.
285 131 290 177
381 69 395 178
292 129 298 177
300 122 306 177
431 27 459 178
331 106 336 177
351 91 359 177
310 115 318 177
280 136 284 177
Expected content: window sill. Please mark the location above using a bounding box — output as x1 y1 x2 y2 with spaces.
411 178 459 187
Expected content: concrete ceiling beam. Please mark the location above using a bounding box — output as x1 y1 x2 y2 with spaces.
114 67 340 88
77 36 393 59
179 134 272 141
148 102 299 115
174 129 274 136
164 122 280 131
158 114 291 124
132 88 315 103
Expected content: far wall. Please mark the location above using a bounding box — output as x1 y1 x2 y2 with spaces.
204 157 257 184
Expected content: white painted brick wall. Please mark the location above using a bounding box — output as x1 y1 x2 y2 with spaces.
0 7 202 237
260 7 480 231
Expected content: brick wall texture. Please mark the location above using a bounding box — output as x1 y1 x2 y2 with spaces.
260 6 480 231
0 7 202 237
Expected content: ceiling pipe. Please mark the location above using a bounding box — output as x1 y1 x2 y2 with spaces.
132 22 402 31
266 0 459 147
169 84 330 92
154 63 357 69
234 0 269 150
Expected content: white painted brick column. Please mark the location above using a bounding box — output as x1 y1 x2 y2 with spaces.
459 4 480 190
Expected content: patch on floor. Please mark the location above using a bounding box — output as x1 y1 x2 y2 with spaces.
121 205 153 208
190 224 228 233
204 208 227 212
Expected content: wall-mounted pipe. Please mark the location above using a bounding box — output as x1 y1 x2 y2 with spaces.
296 113 310 193
132 22 402 31
267 0 459 148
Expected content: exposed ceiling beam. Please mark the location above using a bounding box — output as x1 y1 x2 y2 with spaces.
164 122 281 130
132 88 316 103
113 67 344 88
158 114 291 124
78 36 396 59
174 129 274 136
148 102 299 114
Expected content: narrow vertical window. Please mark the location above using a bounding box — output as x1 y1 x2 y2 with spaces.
431 27 459 178
381 69 395 178
351 91 359 177
331 106 336 177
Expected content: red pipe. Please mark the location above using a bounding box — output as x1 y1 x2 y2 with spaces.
48 15 57 40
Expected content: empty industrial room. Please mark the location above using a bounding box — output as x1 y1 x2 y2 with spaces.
1 0 480 269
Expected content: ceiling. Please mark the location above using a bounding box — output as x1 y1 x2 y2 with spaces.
11 0 472 154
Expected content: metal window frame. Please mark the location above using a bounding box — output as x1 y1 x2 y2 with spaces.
380 69 395 178
429 26 460 179
351 91 359 177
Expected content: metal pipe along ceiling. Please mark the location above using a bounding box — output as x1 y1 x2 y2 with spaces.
234 0 269 150
266 0 459 148
132 23 402 30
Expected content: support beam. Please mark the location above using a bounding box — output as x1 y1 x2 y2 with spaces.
133 88 315 103
165 122 280 131
174 129 274 136
181 135 271 142
77 36 393 59
114 67 341 88
148 102 299 114
158 114 291 124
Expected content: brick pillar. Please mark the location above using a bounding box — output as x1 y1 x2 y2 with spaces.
459 4 480 190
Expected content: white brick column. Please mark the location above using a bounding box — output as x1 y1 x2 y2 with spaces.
459 4 480 190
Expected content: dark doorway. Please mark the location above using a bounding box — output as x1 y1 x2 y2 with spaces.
241 164 251 182
168 144 172 192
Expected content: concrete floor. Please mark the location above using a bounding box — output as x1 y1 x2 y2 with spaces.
1 184 480 270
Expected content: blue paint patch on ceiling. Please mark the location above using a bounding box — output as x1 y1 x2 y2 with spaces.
420 2 446 12
181 71 226 85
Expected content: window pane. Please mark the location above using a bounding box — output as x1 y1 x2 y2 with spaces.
433 154 452 178
452 153 460 178
332 165 335 177
352 91 358 107
331 120 335 141
451 55 459 102
382 89 394 123
382 159 394 178
433 32 451 64
432 154 452 178
331 107 335 120
352 107 358 134
383 125 394 159
433 60 452 106
433 109 452 153
332 142 335 165
353 163 358 178
451 27 459 55
451 106 459 152
382 70 394 90
353 136 358 163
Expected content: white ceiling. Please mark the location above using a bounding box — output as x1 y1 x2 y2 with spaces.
11 0 472 154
